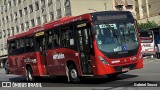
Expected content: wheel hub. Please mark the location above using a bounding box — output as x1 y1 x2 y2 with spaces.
70 69 77 79
28 72 32 80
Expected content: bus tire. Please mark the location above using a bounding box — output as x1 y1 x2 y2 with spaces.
26 67 35 82
68 65 80 83
5 68 9 74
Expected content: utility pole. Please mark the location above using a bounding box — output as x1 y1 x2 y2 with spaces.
104 2 107 10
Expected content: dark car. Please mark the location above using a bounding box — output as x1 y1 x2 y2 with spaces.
5 60 10 74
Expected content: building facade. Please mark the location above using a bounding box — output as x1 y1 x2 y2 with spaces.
135 0 160 24
71 0 135 17
0 0 72 67
0 0 135 67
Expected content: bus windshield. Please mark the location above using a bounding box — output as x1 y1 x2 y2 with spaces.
140 31 153 43
95 21 139 53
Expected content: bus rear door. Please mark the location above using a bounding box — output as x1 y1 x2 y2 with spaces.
35 31 48 75
76 22 93 75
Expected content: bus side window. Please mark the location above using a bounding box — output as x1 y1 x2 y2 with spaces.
16 39 21 54
61 25 74 48
25 37 30 53
52 29 60 48
46 30 53 49
25 36 35 53
29 37 35 52
9 41 16 55
20 38 25 53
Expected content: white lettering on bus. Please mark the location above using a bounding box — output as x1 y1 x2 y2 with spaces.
142 44 151 47
53 53 65 60
24 58 37 63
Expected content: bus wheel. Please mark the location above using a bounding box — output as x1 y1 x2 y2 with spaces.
26 67 35 82
68 65 80 83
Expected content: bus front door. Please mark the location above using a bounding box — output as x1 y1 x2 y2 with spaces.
77 28 93 75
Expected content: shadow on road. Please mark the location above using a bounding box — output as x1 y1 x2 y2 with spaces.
9 77 26 82
80 74 138 84
9 73 138 85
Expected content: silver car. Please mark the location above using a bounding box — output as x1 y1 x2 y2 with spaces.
5 60 10 74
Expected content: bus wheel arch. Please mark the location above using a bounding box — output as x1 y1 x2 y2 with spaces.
25 64 35 82
66 60 80 83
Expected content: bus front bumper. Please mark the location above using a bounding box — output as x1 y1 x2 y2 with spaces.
94 60 143 76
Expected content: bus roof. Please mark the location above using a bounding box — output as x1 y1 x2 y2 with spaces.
90 10 132 15
7 14 90 41
8 11 133 41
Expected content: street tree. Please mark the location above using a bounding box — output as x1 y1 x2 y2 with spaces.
138 20 159 31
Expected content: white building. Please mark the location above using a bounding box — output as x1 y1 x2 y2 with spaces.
0 0 72 67
135 0 160 24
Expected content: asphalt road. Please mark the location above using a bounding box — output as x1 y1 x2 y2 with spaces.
0 57 160 90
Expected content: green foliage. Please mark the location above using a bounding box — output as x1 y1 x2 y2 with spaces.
138 20 159 31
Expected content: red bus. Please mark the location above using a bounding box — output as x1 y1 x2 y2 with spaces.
7 11 143 83
139 30 155 57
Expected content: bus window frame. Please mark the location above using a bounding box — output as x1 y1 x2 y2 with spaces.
8 35 36 56
8 40 16 56
34 32 45 52
60 24 76 48
19 37 25 54
75 20 94 55
25 35 36 53
45 27 61 50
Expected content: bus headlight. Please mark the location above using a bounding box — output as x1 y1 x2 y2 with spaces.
98 56 109 65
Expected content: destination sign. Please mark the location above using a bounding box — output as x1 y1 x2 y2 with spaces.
97 14 128 21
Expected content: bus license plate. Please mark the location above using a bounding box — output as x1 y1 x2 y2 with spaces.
122 68 130 72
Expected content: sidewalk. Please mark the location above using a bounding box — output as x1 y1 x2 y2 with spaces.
0 68 4 72
143 57 160 63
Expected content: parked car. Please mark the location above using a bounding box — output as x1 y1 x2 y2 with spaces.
5 60 10 74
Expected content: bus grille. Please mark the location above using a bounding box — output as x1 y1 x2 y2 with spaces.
113 63 136 72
